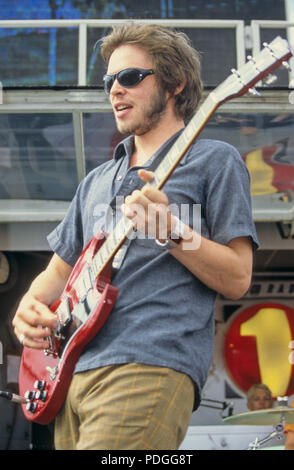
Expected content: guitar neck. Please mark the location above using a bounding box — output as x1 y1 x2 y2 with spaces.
91 215 134 278
91 93 219 279
151 93 219 190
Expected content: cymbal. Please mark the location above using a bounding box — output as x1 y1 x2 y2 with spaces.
223 407 294 425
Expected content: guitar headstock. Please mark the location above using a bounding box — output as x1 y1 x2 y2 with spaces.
214 36 293 105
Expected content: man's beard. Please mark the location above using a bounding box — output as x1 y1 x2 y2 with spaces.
115 88 168 136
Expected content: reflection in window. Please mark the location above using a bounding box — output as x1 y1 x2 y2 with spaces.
83 112 124 173
201 112 294 198
1 109 293 203
0 113 79 200
84 110 294 201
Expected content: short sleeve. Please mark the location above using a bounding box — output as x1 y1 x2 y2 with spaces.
47 187 84 267
205 143 259 249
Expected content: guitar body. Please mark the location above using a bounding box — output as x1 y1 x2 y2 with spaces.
19 233 119 424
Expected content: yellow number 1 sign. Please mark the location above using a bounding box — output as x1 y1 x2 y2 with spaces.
224 302 294 397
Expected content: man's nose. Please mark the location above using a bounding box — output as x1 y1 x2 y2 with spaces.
110 77 125 95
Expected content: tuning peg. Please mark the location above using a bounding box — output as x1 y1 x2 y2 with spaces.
263 73 278 85
263 41 292 71
248 87 262 96
262 41 277 59
247 55 261 75
247 55 257 63
231 68 240 77
282 60 292 71
262 41 273 52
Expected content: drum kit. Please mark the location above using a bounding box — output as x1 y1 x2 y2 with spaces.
223 397 293 450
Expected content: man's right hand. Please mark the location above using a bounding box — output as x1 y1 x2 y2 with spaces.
12 292 58 349
12 253 73 349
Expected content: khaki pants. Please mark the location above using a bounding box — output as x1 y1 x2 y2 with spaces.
54 363 194 450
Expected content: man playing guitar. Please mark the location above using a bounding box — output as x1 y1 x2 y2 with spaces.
12 22 258 450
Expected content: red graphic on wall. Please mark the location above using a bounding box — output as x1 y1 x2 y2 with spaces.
224 302 294 398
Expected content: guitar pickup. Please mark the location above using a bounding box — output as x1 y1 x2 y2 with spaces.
55 296 73 338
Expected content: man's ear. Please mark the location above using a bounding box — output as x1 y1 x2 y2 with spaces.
174 81 186 96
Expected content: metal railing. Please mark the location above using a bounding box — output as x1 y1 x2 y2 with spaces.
2 18 294 86
0 18 246 86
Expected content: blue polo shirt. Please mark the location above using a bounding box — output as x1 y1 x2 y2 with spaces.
47 133 258 409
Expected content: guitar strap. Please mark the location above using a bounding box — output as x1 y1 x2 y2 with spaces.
112 129 184 271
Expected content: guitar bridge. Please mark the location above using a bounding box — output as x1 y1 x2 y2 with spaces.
44 335 58 357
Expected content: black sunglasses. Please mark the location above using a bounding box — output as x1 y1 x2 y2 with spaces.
103 68 155 94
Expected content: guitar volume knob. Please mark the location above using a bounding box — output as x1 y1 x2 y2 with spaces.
26 402 37 414
24 390 36 401
34 380 46 391
35 390 47 402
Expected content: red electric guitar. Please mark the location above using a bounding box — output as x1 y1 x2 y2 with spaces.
19 37 292 424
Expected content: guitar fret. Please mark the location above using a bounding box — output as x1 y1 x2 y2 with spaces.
92 255 100 275
90 217 134 279
160 159 172 175
153 98 215 188
111 227 120 246
82 267 93 292
76 266 94 296
97 249 105 268
154 165 165 181
76 274 87 300
82 277 88 292
88 266 95 286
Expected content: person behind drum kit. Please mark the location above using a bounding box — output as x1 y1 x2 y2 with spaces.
246 387 294 450
246 384 274 411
